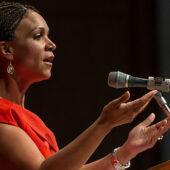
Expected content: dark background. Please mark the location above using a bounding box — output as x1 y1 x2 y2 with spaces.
7 0 170 169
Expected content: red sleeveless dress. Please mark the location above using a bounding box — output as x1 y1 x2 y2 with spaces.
0 98 59 158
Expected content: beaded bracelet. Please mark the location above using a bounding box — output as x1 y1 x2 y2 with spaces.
111 147 131 170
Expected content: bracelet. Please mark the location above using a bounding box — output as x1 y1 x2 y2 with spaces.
111 147 131 170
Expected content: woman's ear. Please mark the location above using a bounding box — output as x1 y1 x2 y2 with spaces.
0 41 14 60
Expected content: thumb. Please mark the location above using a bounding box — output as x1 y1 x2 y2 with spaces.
115 91 130 105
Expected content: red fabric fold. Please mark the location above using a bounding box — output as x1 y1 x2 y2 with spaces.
0 98 59 158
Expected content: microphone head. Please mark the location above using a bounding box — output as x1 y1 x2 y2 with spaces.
108 71 129 88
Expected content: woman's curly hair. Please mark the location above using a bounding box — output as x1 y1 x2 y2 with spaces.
0 1 39 41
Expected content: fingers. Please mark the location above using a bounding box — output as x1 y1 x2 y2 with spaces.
139 113 155 127
131 90 157 106
110 90 156 109
148 120 167 136
151 126 165 144
157 117 169 135
147 119 167 145
114 91 130 106
155 119 167 130
142 90 158 99
127 90 158 115
165 117 170 130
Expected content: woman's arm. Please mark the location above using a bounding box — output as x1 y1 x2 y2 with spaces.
0 90 158 170
40 90 157 170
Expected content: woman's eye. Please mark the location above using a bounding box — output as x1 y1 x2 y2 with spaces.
33 34 42 40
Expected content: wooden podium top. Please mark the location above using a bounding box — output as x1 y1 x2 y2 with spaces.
148 160 170 170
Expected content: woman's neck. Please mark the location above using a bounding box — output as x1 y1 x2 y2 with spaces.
0 77 30 107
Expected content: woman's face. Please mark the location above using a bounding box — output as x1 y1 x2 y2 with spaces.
10 10 56 84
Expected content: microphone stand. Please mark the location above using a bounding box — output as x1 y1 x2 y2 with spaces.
154 91 170 117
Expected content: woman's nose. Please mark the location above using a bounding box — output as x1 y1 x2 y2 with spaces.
46 37 56 51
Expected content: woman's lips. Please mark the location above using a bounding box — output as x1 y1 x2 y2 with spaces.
44 61 53 66
43 56 55 66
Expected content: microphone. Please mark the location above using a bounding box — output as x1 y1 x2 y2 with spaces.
108 71 170 92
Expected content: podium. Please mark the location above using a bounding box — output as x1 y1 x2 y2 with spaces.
147 160 170 170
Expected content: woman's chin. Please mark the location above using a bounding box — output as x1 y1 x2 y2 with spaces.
34 72 51 83
42 73 51 81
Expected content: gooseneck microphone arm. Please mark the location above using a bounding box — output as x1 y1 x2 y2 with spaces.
154 91 170 117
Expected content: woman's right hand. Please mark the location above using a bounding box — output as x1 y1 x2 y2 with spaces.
98 90 158 130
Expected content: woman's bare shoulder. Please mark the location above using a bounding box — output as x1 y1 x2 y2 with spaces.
0 123 45 170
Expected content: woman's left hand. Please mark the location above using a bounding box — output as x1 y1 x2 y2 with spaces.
116 113 170 165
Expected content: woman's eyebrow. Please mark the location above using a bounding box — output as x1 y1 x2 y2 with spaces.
30 27 50 34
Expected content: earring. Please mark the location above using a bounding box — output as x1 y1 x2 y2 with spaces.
7 60 14 75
